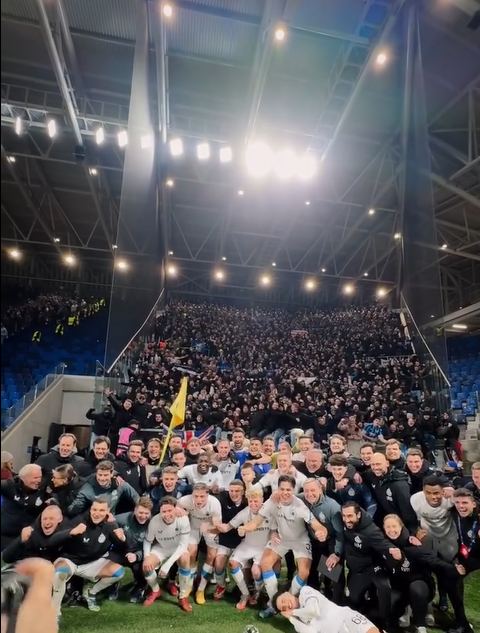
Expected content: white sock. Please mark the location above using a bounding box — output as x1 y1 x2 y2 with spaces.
262 570 278 603
52 571 68 616
290 574 306 597
253 577 263 593
198 563 213 591
145 571 160 593
215 570 226 588
231 566 249 596
178 568 190 599
89 574 122 596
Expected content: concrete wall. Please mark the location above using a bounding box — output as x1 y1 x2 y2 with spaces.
2 375 96 469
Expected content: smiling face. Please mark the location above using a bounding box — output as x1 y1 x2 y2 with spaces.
41 506 63 536
454 494 476 517
278 480 295 505
384 516 402 540
275 592 299 613
196 454 210 475
303 480 321 505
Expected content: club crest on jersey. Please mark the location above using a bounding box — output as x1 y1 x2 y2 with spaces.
354 536 362 549
319 512 326 523
112 491 118 498
385 488 393 501
35 497 43 506
467 530 473 539
98 533 106 543
348 488 355 496
401 558 410 572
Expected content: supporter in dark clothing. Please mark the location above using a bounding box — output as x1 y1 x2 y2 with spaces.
48 463 83 513
114 440 148 495
341 502 401 628
104 388 133 430
35 433 85 479
78 436 116 478
293 448 330 479
325 455 374 515
364 453 418 533
130 392 152 426
85 406 114 437
385 439 406 470
2 505 71 564
1 464 49 549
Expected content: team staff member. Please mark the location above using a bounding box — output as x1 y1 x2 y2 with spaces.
341 501 402 629
52 497 127 617
452 488 480 576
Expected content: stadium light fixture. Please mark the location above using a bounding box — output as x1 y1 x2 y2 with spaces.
116 260 128 271
363 272 369 277
452 324 467 330
274 27 286 41
163 3 173 18
166 179 174 187
167 265 177 276
305 280 316 291
197 143 210 160
260 275 271 286
394 233 402 240
441 243 448 249
95 127 105 145
6 156 16 163
238 190 244 196
15 117 23 135
297 154 317 180
118 130 128 148
272 262 276 267
246 142 273 177
168 250 174 255
54 237 60 243
170 138 183 157
214 270 225 280
377 288 387 298
274 149 298 179
64 254 75 266
221 256 227 261
321 268 326 273
220 147 233 163
47 119 57 138
343 284 354 295
368 208 375 215
305 200 311 206
112 244 118 249
89 168 98 176
9 249 21 260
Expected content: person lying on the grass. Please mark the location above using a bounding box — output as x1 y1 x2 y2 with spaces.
275 586 382 633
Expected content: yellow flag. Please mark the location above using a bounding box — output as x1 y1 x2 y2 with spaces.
159 377 188 463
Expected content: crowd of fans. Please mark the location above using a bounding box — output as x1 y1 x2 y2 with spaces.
1 301 478 633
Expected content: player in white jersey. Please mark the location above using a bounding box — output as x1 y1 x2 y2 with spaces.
178 482 222 605
177 453 225 492
214 488 273 610
238 474 328 619
276 586 380 633
142 497 192 612
254 453 307 494
212 438 240 488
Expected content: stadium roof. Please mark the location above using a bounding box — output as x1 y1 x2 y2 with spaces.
1 0 479 311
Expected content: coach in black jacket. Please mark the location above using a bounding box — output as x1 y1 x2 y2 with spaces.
114 441 148 495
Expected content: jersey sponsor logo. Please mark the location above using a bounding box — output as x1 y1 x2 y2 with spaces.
14 495 20 501
401 558 410 572
83 537 90 543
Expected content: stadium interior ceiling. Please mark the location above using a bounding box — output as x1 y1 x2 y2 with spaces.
1 0 480 324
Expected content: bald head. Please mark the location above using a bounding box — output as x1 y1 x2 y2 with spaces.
370 452 389 477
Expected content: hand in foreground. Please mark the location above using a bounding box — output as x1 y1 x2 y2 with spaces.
2 559 57 633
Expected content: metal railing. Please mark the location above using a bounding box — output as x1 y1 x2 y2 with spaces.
1 363 67 431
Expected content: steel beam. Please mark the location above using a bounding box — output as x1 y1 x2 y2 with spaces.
431 172 480 210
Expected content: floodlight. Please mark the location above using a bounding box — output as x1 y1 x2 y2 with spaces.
305 200 311 206
321 268 326 273
238 190 244 196
343 284 354 295
297 154 317 179
368 208 375 215
441 243 448 249
197 143 210 160
377 288 387 298
246 142 273 177
95 127 105 145
170 138 183 156
116 260 128 270
220 147 232 163
272 262 276 267
54 237 60 243
394 233 402 239
167 265 177 275
452 324 467 330
305 280 316 291
376 52 387 65
6 156 16 164
166 179 174 187
274 28 286 41
118 130 128 148
163 3 173 17
64 254 75 265
89 168 98 176
47 119 57 138
221 256 227 261
214 270 224 280
141 135 153 149
261 275 271 286
168 250 174 255
15 117 23 135
363 272 369 277
9 249 21 260
274 149 298 179
112 244 118 249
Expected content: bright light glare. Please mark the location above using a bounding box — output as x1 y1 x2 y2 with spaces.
261 275 271 286
343 284 354 295
363 272 369 277
118 130 128 148
6 156 16 163
167 265 177 275
305 200 311 206
305 280 315 291
376 52 387 65
215 270 224 280
274 149 298 179
274 28 286 41
197 143 210 160
321 268 326 273
221 256 227 261
116 260 128 270
166 179 174 187
54 237 60 243
394 233 402 240
377 288 387 298
9 249 21 259
238 190 244 196
89 168 98 176
297 154 317 179
246 142 273 177
170 138 183 157
168 250 174 255
47 119 57 138
272 262 276 267
15 117 23 135
368 208 375 215
452 324 467 330
441 243 448 249
163 3 173 17
141 135 153 150
64 255 75 265
95 127 105 145
220 147 232 163
112 244 118 249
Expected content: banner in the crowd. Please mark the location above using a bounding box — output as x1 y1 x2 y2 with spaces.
161 423 215 446
291 330 308 337
296 376 317 385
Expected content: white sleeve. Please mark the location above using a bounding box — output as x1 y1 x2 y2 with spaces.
229 508 247 529
259 499 273 521
210 497 223 521
256 472 273 490
177 466 193 483
143 519 156 557
159 519 190 574
292 596 321 620
287 616 318 633
213 470 225 490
